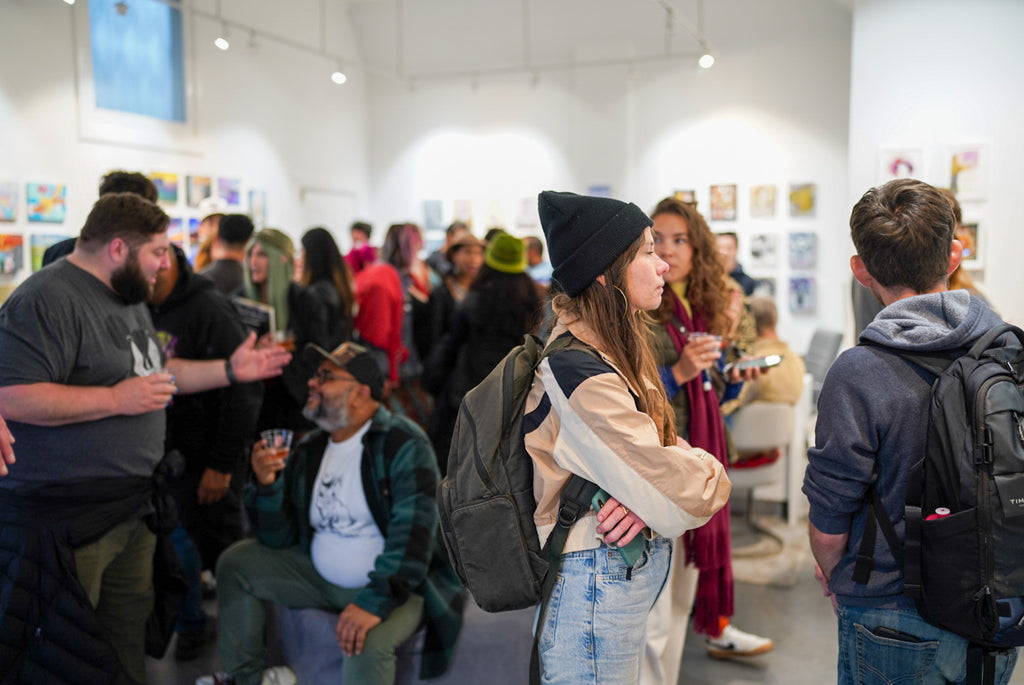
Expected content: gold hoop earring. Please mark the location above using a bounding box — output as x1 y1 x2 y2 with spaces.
612 285 629 315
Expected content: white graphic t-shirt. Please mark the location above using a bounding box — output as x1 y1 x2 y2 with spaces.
309 421 385 588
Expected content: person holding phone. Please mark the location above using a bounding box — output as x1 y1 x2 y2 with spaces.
524 191 731 684
643 196 774 684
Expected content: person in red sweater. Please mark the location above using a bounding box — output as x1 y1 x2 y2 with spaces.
353 261 406 392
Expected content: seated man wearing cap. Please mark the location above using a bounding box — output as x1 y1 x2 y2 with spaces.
205 342 463 685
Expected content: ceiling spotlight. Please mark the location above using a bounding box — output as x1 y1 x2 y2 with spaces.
331 69 347 85
214 24 230 51
62 0 76 5
698 53 715 69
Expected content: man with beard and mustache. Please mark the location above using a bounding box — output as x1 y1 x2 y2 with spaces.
0 192 292 683
204 342 463 685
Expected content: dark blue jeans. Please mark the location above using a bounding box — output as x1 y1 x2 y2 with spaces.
837 604 1018 684
171 525 208 634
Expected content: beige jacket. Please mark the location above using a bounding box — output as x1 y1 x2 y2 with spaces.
524 315 731 553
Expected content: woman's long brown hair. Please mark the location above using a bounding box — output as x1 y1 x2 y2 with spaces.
651 197 730 336
551 234 677 447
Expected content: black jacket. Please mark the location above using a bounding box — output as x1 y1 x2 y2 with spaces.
149 248 262 475
281 280 352 406
0 469 185 685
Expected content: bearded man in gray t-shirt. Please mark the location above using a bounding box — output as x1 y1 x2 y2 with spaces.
0 192 291 683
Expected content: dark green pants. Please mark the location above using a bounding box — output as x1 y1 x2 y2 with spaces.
73 517 156 684
216 538 424 685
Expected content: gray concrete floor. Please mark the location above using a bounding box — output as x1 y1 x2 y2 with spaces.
146 515 1024 684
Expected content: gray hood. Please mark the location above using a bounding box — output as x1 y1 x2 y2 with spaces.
859 290 1003 352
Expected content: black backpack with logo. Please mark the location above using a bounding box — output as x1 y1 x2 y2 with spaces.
854 324 1024 683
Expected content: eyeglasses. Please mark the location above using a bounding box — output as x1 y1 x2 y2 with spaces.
313 368 359 386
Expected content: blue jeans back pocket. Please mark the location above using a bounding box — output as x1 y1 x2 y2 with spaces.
853 623 939 685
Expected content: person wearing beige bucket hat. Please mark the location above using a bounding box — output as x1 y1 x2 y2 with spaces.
425 231 485 351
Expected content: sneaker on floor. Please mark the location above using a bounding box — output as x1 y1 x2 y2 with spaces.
706 624 774 659
260 666 297 685
201 569 218 599
195 667 295 685
195 674 235 685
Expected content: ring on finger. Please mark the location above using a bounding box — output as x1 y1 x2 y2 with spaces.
620 505 629 517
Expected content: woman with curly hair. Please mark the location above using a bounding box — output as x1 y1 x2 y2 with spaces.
642 196 771 684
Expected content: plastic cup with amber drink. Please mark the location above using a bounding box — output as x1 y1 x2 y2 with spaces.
273 331 296 353
260 428 294 461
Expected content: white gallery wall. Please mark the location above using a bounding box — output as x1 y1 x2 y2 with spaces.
848 0 1024 327
0 0 370 272
1 0 1019 345
365 1 852 352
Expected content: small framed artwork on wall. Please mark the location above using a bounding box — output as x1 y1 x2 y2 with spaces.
877 148 924 183
788 232 818 270
750 185 776 219
957 221 981 268
789 277 816 314
709 184 737 221
789 183 816 218
948 144 988 201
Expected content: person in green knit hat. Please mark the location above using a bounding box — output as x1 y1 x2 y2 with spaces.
422 231 541 473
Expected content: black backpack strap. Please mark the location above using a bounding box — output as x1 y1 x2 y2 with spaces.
529 474 600 685
966 642 997 685
852 487 904 585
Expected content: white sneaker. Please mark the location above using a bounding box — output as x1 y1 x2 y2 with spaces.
195 666 296 685
260 666 297 685
706 623 774 659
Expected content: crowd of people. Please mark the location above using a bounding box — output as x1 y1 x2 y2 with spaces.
0 169 1012 685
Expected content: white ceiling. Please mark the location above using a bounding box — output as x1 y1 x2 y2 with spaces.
343 0 854 82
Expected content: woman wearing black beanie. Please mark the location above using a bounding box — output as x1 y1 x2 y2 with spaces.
524 191 731 684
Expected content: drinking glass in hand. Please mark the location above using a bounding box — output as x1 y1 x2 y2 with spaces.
260 428 294 460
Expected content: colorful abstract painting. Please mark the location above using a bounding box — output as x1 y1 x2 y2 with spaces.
167 217 186 247
789 277 816 314
878 148 923 183
0 234 25 274
949 145 987 200
709 184 737 221
150 172 179 204
958 222 980 265
673 189 696 205
30 234 68 271
186 175 212 208
0 183 17 222
26 183 66 223
789 183 816 218
218 177 240 206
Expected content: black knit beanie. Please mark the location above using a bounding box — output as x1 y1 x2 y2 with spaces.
538 190 653 297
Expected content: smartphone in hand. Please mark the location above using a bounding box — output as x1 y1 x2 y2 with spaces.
722 354 784 375
592 489 646 568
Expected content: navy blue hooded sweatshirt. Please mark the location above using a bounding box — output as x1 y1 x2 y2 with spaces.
803 290 1004 608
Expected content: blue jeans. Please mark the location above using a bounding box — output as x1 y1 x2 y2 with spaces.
837 604 1018 685
538 536 671 684
171 524 208 634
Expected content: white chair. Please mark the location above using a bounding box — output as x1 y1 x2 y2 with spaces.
728 401 796 549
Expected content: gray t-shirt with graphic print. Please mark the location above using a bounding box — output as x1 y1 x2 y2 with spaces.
0 259 166 488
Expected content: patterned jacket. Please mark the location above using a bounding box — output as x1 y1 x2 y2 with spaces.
245 407 464 679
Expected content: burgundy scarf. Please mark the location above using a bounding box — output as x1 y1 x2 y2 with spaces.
665 292 734 636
